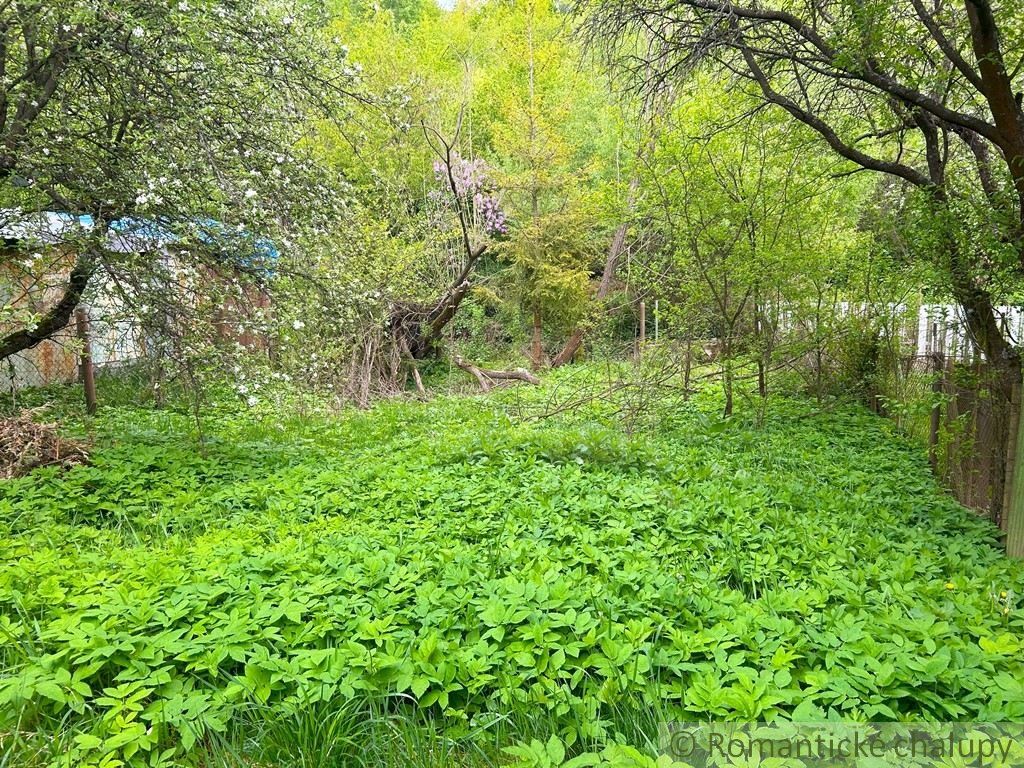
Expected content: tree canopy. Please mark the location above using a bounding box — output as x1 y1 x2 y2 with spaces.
0 0 355 359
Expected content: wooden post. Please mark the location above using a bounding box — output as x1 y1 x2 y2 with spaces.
999 368 1024 557
1006 396 1024 558
654 299 659 342
1002 372 1021 533
75 307 97 415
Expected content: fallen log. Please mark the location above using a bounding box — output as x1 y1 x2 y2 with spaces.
453 356 541 392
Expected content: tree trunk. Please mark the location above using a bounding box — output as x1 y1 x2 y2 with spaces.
0 251 96 361
947 242 1020 530
454 356 541 392
722 334 734 417
755 301 767 399
637 300 646 360
684 337 692 398
531 304 544 369
75 307 98 415
422 244 487 347
723 362 734 416
551 177 637 368
532 303 548 370
390 244 487 361
964 0 1024 239
552 327 586 368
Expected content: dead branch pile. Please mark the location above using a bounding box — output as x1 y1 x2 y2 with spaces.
0 408 90 478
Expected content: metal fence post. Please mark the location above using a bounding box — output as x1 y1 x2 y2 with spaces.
638 300 646 359
928 349 943 474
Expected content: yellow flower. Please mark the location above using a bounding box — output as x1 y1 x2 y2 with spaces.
1001 591 1008 599
1004 607 1010 615
945 582 956 590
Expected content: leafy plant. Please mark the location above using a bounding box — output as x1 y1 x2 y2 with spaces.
1 373 1022 766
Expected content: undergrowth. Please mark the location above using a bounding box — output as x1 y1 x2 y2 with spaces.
1 370 1022 767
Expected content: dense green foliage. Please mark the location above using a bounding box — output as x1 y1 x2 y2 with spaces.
2 375 1022 766
0 0 357 368
4 0 1024 765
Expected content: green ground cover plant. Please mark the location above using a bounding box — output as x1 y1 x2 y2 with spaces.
1 374 1022 767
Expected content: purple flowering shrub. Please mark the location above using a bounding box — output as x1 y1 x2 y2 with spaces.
431 154 508 236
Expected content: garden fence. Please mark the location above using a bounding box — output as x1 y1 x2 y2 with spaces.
876 304 1016 532
773 301 1017 529
931 358 1003 518
2 307 147 394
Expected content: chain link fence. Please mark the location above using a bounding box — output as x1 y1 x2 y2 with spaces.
2 308 147 394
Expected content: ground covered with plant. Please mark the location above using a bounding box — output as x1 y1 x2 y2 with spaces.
2 376 1023 767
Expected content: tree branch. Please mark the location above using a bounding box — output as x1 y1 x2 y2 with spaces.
0 249 97 361
737 40 932 187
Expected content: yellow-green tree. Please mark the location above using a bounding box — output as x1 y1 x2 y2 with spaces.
475 0 616 366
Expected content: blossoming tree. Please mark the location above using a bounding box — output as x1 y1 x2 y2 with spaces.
0 0 355 364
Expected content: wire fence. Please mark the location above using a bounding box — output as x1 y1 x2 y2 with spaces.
2 308 147 393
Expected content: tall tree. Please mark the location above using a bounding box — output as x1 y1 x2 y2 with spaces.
479 0 612 367
645 88 865 414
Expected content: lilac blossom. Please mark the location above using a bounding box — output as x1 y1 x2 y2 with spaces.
474 192 507 236
433 154 508 236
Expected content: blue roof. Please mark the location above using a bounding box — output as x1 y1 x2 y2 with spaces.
1 210 278 263
111 216 280 262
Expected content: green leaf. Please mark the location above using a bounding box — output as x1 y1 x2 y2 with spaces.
411 677 430 698
35 680 66 704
